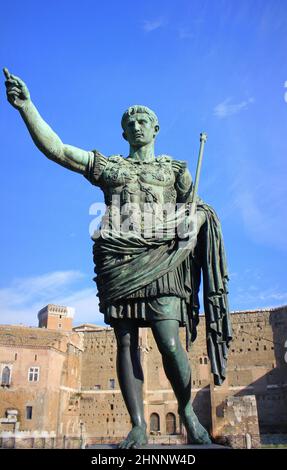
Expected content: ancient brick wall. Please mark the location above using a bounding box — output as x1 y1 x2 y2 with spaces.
211 307 287 435
0 326 84 438
1 304 286 445
78 306 287 440
79 328 130 441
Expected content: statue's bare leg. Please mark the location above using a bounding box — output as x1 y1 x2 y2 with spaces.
151 319 211 445
113 319 147 449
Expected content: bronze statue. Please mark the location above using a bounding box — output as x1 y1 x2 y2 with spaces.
4 68 232 448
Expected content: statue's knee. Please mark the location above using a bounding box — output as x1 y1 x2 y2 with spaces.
158 338 178 358
117 334 131 350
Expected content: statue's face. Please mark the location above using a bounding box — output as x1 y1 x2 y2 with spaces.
123 113 159 147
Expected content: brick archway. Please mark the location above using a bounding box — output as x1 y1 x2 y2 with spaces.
150 413 160 432
166 412 176 435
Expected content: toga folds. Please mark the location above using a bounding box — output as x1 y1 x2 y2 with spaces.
85 150 232 386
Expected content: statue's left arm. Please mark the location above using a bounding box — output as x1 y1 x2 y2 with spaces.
172 160 206 231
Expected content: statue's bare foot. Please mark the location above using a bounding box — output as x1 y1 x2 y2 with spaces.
179 407 211 445
118 425 148 449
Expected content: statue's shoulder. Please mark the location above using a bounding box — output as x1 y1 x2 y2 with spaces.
107 154 126 164
157 155 187 167
156 154 173 163
156 155 188 179
170 159 188 177
88 152 127 183
91 151 125 164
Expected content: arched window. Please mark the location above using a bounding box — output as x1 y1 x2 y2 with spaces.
1 366 11 386
204 357 208 365
150 413 160 432
166 413 176 435
199 357 203 364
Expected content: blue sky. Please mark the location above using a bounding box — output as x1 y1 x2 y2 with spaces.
0 0 286 326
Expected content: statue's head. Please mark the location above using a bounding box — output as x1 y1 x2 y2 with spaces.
121 105 159 147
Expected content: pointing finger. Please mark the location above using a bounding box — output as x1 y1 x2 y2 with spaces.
3 67 11 79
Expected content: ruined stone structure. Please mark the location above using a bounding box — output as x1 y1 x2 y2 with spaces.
0 304 286 447
0 306 84 447
211 306 287 439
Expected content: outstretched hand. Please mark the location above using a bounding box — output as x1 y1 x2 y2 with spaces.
3 68 30 110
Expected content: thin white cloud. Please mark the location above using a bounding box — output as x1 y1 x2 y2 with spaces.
229 268 287 311
142 18 165 33
214 97 254 119
0 271 104 328
0 271 84 307
54 288 103 326
233 286 287 309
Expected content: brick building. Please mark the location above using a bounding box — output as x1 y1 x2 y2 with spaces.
0 305 84 447
0 304 286 447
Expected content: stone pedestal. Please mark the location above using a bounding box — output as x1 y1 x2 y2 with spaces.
87 443 227 449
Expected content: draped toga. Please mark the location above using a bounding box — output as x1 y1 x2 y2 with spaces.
84 150 232 385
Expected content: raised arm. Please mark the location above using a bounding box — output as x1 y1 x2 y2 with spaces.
3 68 93 175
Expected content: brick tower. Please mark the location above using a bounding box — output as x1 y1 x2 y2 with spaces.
37 304 75 331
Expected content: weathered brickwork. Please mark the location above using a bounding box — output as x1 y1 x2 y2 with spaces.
0 320 84 440
211 307 287 437
0 304 286 447
78 327 130 440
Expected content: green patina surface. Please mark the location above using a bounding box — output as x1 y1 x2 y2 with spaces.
4 68 232 448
